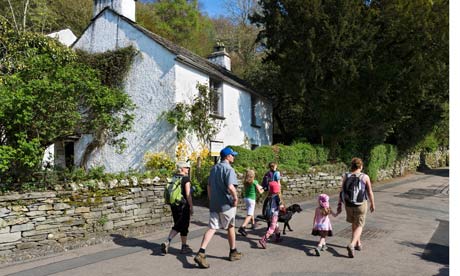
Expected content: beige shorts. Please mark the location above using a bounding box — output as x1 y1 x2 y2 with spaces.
209 207 237 230
345 201 368 227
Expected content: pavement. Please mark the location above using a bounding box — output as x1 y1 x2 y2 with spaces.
0 168 449 276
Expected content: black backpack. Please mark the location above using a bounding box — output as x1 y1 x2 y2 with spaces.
341 173 365 206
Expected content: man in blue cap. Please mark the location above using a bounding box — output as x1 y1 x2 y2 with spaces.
194 147 242 268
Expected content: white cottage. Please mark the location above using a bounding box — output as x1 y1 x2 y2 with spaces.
59 0 272 172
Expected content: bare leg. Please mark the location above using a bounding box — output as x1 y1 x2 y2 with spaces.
228 225 236 249
350 224 363 247
180 235 187 245
199 228 216 250
241 215 252 228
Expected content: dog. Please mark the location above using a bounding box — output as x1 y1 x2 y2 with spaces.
257 203 303 235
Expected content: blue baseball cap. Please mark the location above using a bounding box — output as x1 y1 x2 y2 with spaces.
220 147 238 158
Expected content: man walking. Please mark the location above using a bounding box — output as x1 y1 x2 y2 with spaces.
194 147 242 268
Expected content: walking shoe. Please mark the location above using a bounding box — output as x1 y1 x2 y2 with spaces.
322 244 328 251
259 236 268 249
238 226 247 237
180 244 193 254
355 244 362 251
275 233 283 243
314 246 321 256
194 252 209 268
347 244 355 258
160 242 169 254
229 250 242 261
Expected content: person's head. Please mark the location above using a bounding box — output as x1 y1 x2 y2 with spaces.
269 181 281 195
318 193 329 209
350 157 364 171
268 162 277 171
220 147 238 163
176 161 191 175
244 169 255 186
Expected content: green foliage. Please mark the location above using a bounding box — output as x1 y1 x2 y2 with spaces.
367 144 398 181
161 83 221 144
144 152 176 176
76 46 138 88
0 20 134 184
250 0 449 156
137 0 215 57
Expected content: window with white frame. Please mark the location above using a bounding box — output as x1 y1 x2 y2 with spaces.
209 79 223 117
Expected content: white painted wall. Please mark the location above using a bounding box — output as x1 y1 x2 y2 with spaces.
217 83 272 148
94 0 136 22
73 10 177 172
46 29 77 46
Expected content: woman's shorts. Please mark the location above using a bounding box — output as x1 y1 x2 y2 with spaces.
209 207 237 230
244 198 256 216
345 201 368 227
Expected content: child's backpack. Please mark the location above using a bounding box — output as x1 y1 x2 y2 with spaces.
341 173 365 206
164 175 184 205
261 171 275 191
263 195 275 218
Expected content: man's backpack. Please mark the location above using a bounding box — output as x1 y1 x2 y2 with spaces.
341 173 365 206
164 175 184 205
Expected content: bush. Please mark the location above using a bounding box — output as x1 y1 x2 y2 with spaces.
144 152 176 175
367 144 398 181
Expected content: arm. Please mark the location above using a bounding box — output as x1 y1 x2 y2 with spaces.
365 176 375 213
228 183 238 207
337 175 345 214
184 181 193 215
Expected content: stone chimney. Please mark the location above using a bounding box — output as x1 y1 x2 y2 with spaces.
207 41 231 71
94 0 137 22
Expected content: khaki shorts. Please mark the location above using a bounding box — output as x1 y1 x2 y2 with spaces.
209 207 237 230
345 201 368 227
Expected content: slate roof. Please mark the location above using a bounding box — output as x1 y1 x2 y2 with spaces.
74 7 266 99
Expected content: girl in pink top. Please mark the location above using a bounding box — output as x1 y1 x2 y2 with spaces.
311 193 337 256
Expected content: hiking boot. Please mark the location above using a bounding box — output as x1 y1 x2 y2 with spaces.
160 242 169 254
347 244 355 258
314 246 321 256
194 252 209 269
259 236 268 249
180 244 193 254
238 226 247 237
275 233 283 243
229 250 242 261
322 244 328 251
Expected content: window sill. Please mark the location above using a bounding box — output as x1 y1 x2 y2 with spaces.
210 114 226 120
251 123 261 128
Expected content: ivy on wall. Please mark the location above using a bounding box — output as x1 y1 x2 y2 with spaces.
75 46 138 88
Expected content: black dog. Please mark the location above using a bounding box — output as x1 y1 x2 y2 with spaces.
257 204 303 235
278 204 303 234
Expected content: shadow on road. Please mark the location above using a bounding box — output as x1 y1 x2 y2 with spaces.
417 168 449 178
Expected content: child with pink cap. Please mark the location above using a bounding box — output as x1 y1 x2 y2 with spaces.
259 181 285 249
311 193 338 256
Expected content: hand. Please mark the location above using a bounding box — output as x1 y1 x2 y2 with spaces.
233 197 238 207
370 203 375 213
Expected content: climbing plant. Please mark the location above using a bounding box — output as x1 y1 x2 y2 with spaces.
161 83 221 145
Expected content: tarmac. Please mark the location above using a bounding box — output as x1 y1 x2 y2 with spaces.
0 168 450 276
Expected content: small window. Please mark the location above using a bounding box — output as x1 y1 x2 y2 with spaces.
210 79 223 116
251 144 259 150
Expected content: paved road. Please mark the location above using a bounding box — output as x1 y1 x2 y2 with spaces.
0 169 449 276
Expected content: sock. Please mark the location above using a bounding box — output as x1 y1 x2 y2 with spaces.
230 248 237 253
199 248 205 254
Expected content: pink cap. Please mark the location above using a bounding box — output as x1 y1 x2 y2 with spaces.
269 181 281 194
318 194 329 208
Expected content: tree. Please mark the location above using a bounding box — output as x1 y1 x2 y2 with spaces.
0 0 92 36
137 0 215 57
250 0 448 157
0 20 134 184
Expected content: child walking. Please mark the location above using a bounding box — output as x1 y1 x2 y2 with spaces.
259 181 285 249
311 193 337 256
238 170 264 236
